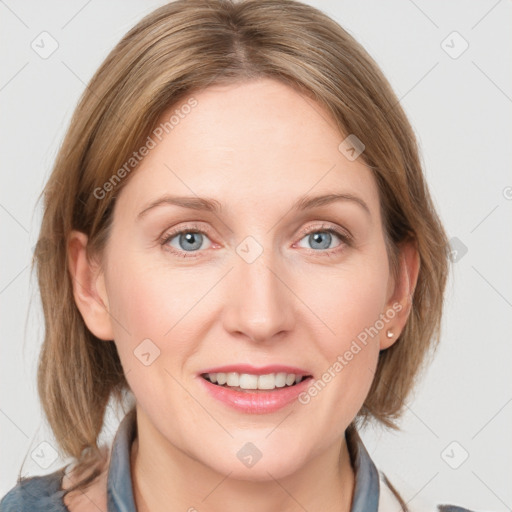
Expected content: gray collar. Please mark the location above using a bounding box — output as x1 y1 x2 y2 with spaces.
106 410 380 512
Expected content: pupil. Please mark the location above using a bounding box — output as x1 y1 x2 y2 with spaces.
311 232 331 250
181 232 202 251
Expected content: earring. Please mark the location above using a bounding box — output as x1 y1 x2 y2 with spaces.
386 329 394 339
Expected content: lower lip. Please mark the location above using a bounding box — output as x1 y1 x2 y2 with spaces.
198 376 313 414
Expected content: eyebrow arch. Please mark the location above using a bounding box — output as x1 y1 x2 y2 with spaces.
137 192 371 219
294 193 371 217
137 196 222 219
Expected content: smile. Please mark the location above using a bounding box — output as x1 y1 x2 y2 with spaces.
198 372 314 414
201 371 311 391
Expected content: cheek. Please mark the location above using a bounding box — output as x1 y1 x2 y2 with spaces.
306 251 390 349
103 250 193 372
300 247 390 408
109 272 170 339
106 247 204 338
104 256 202 414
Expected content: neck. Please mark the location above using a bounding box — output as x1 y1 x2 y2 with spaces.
130 409 355 512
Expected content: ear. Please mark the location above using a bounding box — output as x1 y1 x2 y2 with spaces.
380 239 420 350
67 230 114 341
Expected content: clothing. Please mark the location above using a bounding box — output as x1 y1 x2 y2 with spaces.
1 409 475 512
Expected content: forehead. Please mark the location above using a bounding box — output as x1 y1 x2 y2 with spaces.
116 78 380 220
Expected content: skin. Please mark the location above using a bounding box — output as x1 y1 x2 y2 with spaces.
67 78 419 512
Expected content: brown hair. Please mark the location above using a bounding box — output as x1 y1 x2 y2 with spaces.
28 0 449 495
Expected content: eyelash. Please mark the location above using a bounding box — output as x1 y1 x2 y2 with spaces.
159 222 352 259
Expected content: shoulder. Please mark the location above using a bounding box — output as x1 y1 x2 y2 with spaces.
0 457 109 512
0 469 68 512
378 470 477 512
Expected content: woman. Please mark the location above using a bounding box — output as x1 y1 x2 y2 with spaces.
1 0 476 510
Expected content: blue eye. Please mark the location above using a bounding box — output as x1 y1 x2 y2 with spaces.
303 231 336 250
296 227 349 253
161 228 212 258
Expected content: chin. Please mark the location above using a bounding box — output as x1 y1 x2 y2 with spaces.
215 460 304 483
200 442 309 482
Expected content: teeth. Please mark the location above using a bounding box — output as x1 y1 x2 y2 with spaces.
206 372 306 390
274 372 287 388
239 373 258 389
226 372 238 386
285 374 295 386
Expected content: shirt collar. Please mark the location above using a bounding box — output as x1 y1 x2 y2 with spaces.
346 422 380 511
106 408 138 512
106 409 380 512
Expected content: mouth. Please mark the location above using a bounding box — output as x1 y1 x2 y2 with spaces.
200 372 313 393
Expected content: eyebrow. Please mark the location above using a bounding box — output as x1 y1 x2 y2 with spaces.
137 192 371 219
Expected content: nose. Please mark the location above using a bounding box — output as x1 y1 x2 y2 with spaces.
221 245 295 344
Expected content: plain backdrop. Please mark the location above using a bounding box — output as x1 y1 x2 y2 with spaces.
1 0 511 510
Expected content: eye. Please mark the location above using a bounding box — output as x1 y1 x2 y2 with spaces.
160 224 213 258
295 224 351 255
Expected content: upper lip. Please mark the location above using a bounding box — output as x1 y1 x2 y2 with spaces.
199 364 312 377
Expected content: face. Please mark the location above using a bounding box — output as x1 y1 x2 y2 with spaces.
87 78 402 480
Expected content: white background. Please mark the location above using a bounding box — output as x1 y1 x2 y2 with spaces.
1 0 511 510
